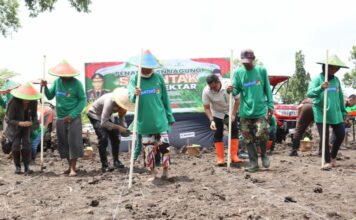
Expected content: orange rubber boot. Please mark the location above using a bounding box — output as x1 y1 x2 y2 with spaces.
231 139 242 163
214 142 225 166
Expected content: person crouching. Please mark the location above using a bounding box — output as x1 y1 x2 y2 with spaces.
87 88 134 172
4 83 41 174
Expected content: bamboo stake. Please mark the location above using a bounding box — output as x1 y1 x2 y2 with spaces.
40 55 46 172
321 50 329 168
227 49 234 169
129 49 143 188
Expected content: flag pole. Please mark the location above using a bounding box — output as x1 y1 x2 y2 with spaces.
40 55 46 172
227 49 234 169
321 50 329 168
129 49 143 188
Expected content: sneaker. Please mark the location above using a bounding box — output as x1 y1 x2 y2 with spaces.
262 156 270 168
244 165 259 173
289 150 298 157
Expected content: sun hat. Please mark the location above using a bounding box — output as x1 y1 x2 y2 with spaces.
49 60 80 77
10 82 41 100
112 87 135 112
0 80 20 92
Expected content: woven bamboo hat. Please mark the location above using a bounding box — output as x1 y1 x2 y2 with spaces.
11 82 41 100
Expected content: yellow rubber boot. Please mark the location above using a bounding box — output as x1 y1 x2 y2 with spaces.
214 142 225 166
231 139 242 163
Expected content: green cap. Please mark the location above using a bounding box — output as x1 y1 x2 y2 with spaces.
317 55 349 68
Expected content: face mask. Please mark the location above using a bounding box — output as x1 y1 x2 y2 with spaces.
141 73 153 78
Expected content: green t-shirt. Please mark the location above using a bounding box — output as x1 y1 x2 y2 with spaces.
346 105 356 112
232 65 274 119
44 78 87 119
128 73 175 135
307 73 346 124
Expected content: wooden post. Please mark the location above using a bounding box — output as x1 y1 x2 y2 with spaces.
40 55 46 172
129 49 143 188
227 49 234 169
321 50 329 168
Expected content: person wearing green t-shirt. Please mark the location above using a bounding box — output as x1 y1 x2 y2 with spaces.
41 61 87 177
232 49 274 173
345 94 356 113
128 50 175 180
307 55 348 170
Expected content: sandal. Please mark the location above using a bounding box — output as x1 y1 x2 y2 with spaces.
321 163 332 170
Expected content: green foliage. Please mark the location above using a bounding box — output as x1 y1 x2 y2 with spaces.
279 51 310 104
0 0 20 36
0 0 91 37
342 46 356 89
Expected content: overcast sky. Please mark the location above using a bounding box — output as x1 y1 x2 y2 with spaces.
0 0 355 94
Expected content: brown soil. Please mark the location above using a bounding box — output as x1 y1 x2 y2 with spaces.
1 135 356 220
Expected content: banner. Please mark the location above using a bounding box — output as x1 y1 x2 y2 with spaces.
85 58 230 113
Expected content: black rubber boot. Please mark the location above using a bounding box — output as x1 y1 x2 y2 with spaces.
98 146 113 172
22 149 33 174
13 151 22 174
101 162 114 172
245 143 259 172
112 145 124 169
113 160 125 169
289 139 299 157
260 140 270 168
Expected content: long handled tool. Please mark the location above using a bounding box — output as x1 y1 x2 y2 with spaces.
321 50 329 168
227 49 234 169
129 49 143 188
40 55 46 172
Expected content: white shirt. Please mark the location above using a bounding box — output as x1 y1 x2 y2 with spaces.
202 79 239 119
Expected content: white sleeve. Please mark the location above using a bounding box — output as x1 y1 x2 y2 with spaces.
202 86 210 105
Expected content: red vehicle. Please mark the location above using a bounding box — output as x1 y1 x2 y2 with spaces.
36 101 56 152
269 76 298 143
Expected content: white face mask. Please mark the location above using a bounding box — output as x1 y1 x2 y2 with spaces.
141 73 153 78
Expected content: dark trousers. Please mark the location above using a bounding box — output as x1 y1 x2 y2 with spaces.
88 116 120 166
12 127 31 166
293 104 314 150
316 123 345 163
268 128 276 151
213 115 238 142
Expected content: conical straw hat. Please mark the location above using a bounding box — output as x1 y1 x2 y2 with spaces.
128 50 162 69
112 87 135 112
10 82 41 100
316 55 349 68
49 60 80 77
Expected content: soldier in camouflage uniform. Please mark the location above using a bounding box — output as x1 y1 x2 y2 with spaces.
232 49 274 172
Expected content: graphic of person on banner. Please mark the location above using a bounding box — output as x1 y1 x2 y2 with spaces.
128 50 175 180
87 73 109 102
